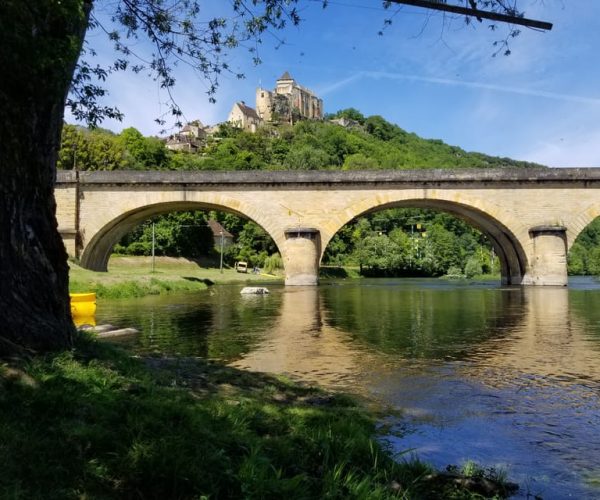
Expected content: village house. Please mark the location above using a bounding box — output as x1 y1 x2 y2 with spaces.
329 116 361 129
207 219 234 248
165 120 207 151
227 101 262 133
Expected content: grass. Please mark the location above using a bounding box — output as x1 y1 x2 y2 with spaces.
69 257 501 300
320 266 501 282
0 336 515 499
69 255 281 299
320 265 362 279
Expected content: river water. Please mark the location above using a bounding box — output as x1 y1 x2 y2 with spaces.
97 277 600 499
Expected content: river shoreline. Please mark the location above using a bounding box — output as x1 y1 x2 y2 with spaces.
69 255 281 298
0 335 515 498
69 256 503 300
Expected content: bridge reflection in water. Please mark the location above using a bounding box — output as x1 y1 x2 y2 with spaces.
230 282 600 387
231 286 380 389
227 281 600 498
98 279 600 498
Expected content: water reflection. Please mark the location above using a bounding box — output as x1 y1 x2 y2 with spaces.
232 286 380 388
97 287 282 358
98 278 600 498
321 279 527 360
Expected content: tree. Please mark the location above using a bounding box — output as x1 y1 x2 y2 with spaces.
567 242 587 276
0 1 90 354
464 255 483 278
118 128 169 169
285 145 331 170
58 124 131 171
355 235 402 275
0 0 541 354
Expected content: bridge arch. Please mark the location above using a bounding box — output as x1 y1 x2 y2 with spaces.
80 200 286 272
322 194 529 285
564 203 600 251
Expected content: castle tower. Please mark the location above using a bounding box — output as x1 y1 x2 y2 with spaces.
256 87 273 121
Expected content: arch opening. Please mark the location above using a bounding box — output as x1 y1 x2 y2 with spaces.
568 216 600 277
79 201 284 274
321 200 528 285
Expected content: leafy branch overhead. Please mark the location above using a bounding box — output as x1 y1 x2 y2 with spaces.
69 0 304 128
68 1 547 128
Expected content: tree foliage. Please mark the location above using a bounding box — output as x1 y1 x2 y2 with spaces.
59 111 543 172
568 218 600 276
115 212 214 258
323 208 499 277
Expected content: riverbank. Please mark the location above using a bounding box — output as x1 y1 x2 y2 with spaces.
69 258 503 300
319 265 501 282
69 256 281 298
0 335 515 499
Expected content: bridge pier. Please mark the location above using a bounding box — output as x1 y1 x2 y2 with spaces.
523 226 568 286
282 228 320 286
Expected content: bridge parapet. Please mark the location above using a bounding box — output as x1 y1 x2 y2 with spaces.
56 168 600 186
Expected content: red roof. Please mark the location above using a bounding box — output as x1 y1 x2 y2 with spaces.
207 219 233 238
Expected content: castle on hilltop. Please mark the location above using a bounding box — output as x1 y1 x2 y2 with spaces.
256 71 323 123
227 71 323 132
166 72 324 146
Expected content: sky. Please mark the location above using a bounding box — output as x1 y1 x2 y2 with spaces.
71 0 600 167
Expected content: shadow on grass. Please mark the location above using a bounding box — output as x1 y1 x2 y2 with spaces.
319 266 350 279
182 276 215 286
0 334 516 499
0 335 397 499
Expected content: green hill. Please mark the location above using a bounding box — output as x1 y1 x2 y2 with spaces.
58 109 544 172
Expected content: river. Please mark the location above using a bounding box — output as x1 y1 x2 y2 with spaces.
97 277 600 499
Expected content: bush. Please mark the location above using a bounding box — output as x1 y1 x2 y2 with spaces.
263 253 283 274
464 256 483 278
446 265 463 277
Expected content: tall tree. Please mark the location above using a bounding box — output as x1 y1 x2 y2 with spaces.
0 0 540 354
0 1 91 353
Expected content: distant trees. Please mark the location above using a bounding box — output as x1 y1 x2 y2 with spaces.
568 218 600 276
58 111 542 172
118 128 169 169
115 212 214 258
57 125 129 171
58 125 170 170
322 208 499 277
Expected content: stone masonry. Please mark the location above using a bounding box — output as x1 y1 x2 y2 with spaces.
55 168 600 286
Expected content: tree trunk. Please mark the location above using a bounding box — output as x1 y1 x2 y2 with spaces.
0 1 91 354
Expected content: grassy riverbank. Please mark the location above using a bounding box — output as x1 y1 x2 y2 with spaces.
69 256 280 298
0 336 514 499
320 266 501 282
70 258 500 300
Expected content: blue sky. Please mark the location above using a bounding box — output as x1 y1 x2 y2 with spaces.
73 1 600 167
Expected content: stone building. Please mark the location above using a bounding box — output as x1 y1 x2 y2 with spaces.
165 120 207 151
227 101 262 132
256 71 323 124
207 219 234 248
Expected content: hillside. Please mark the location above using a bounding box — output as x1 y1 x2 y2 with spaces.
58 109 544 172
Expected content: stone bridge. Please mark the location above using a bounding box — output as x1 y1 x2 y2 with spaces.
55 169 600 286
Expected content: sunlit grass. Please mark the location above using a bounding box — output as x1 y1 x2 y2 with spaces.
69 255 280 298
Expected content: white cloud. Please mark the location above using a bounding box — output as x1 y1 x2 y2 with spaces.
318 69 600 106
